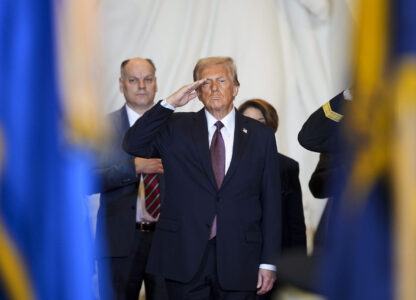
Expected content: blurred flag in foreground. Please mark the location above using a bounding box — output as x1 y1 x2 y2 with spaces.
0 0 105 299
321 0 416 299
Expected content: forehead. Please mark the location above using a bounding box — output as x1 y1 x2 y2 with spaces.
244 106 264 117
199 64 231 79
124 60 154 76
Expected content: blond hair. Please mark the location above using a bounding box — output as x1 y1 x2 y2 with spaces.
193 56 240 86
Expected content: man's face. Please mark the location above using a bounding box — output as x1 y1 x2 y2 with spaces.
197 65 239 116
119 59 157 111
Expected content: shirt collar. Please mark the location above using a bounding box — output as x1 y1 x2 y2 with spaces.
204 107 236 131
125 104 141 127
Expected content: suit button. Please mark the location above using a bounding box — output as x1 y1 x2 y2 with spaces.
205 223 210 229
131 205 136 210
216 196 220 202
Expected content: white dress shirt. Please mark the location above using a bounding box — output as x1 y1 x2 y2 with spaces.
126 104 157 223
205 109 235 174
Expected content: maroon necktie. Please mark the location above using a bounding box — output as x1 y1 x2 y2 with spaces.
209 121 225 239
143 174 161 218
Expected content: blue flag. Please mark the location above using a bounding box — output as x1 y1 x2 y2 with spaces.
0 1 97 299
320 0 416 299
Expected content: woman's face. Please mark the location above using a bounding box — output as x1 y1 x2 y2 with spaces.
242 107 266 124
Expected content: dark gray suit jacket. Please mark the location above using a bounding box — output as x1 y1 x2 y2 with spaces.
94 105 164 258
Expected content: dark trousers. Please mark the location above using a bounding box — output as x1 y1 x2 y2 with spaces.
165 238 256 300
98 228 168 300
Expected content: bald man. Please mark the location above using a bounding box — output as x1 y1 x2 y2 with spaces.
94 58 168 300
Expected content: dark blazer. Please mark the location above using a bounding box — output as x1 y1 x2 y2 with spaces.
298 92 349 153
93 106 164 258
279 153 306 252
123 102 281 291
309 153 340 199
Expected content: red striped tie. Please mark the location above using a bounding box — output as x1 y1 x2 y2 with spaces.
143 174 161 218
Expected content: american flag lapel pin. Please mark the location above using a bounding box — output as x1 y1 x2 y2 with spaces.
242 128 248 134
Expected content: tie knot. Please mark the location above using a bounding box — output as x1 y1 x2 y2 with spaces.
215 121 224 130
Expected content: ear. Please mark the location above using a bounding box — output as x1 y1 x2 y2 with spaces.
155 77 158 93
232 85 239 97
119 77 124 93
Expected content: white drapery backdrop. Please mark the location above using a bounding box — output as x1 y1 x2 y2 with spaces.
94 0 355 248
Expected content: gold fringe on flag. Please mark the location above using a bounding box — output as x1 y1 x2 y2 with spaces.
0 131 35 300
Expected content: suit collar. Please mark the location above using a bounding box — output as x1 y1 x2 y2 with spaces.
221 110 249 188
125 104 142 126
204 107 236 132
112 105 130 137
192 108 250 191
192 109 218 190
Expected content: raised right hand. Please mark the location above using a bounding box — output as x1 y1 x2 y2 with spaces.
165 78 207 108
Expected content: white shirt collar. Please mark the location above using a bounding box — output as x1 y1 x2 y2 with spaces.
204 107 236 132
125 104 142 127
204 108 235 174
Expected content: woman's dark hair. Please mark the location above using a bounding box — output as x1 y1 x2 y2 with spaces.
238 99 279 133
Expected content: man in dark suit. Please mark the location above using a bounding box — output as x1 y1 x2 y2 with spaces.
123 56 281 299
94 57 168 300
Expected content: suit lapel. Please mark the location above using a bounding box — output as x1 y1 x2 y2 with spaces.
116 105 131 136
192 109 218 190
113 106 133 161
222 110 249 188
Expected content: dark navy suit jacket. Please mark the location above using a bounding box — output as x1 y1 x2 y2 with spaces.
123 102 281 290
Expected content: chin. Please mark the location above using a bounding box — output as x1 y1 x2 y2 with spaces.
135 98 151 104
209 100 225 107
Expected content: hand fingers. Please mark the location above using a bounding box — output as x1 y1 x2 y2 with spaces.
166 79 207 108
153 162 164 173
140 159 164 174
143 167 163 174
256 276 274 295
187 78 207 91
186 91 198 101
256 272 262 289
256 270 276 295
183 79 207 95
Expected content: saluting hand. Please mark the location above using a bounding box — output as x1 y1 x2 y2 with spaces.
165 78 207 108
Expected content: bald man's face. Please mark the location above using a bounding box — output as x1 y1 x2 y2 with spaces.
119 59 157 112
